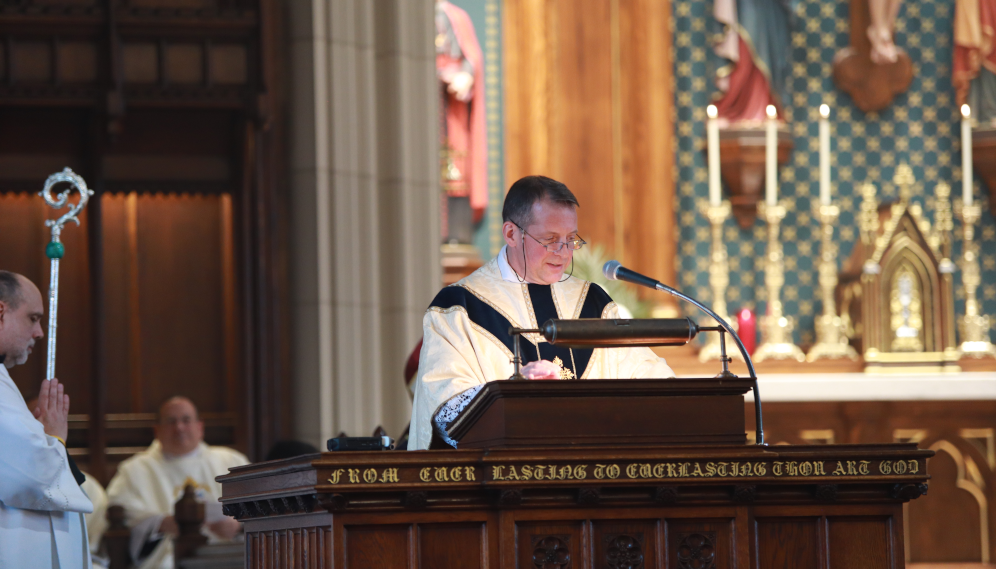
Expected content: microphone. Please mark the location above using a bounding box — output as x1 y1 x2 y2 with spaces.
602 260 664 290
539 317 699 348
602 260 765 445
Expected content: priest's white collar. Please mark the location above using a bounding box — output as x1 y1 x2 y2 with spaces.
497 245 524 283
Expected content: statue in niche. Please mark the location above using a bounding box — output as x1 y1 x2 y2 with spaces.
954 0 996 125
711 0 797 122
436 0 488 244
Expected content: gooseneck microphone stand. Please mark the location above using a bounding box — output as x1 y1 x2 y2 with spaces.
603 261 765 446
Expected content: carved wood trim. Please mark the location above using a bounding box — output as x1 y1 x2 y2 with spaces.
531 535 571 569
605 534 645 569
675 532 716 569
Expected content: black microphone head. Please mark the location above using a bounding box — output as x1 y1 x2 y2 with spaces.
603 260 622 281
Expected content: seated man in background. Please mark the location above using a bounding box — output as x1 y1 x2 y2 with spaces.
106 396 248 569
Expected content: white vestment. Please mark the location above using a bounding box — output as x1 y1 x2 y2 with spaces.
0 365 93 569
409 249 675 450
105 440 249 569
81 472 109 568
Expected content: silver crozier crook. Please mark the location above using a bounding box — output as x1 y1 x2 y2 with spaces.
38 168 93 380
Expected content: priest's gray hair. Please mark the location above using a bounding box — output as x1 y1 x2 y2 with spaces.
502 175 579 227
0 271 24 310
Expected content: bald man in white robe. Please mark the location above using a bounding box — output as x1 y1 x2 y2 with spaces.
0 271 93 568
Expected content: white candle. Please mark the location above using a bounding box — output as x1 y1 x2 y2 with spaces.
819 104 831 205
962 104 973 206
765 105 778 206
707 105 721 206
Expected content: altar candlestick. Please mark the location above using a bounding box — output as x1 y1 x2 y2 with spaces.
707 105 721 206
819 104 831 205
765 105 778 205
962 104 973 206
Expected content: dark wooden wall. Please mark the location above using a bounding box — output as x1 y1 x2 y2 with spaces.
0 0 289 484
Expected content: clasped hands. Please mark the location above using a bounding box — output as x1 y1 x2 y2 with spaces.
32 377 69 443
519 360 562 380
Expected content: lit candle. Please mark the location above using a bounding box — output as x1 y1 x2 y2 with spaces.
707 105 721 206
819 104 831 206
962 104 973 206
765 105 778 206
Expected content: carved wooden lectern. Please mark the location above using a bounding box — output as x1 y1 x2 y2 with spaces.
218 379 931 569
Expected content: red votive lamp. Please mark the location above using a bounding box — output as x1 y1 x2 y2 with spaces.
737 308 757 356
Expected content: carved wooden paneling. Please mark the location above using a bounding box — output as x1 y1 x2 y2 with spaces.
592 521 657 569
754 518 821 569
247 526 331 569
667 521 734 569
827 518 892 569
418 523 486 569
504 0 676 295
0 0 287 474
343 525 411 568
753 400 996 564
517 523 583 569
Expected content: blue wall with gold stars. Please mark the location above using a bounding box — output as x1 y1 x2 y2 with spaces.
672 0 996 345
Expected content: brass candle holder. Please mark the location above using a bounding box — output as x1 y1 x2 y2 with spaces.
697 200 739 362
958 201 996 358
807 203 859 361
754 201 806 363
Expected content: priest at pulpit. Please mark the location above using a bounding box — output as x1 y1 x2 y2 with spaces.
409 176 675 450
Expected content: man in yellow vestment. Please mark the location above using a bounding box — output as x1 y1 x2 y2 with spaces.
409 176 675 450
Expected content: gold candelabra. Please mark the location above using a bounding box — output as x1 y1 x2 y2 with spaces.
698 200 740 362
754 201 806 363
958 201 996 358
806 203 859 361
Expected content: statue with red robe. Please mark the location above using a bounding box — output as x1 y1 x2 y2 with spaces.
955 0 996 124
436 1 488 243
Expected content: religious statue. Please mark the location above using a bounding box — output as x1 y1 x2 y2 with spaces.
954 0 996 124
436 0 488 244
867 0 903 64
711 0 797 122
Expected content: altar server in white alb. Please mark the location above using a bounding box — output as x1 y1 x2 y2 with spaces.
0 271 93 568
106 396 248 569
409 176 675 450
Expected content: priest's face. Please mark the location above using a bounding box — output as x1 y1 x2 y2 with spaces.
503 199 578 285
0 275 45 368
156 397 205 456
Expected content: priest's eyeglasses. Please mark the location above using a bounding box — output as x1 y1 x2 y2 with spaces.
514 222 587 253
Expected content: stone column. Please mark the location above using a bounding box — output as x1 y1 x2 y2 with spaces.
288 0 439 448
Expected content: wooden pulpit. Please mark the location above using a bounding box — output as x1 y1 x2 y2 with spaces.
447 378 753 448
218 379 932 569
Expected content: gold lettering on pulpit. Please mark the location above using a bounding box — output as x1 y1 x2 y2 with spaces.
435 468 450 482
573 465 587 479
859 461 870 475
363 469 377 483
833 461 846 475
772 462 783 476
422 467 433 482
465 466 477 480
755 462 768 476
879 459 917 475
328 469 345 484
449 467 463 482
380 469 399 483
348 469 360 483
